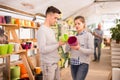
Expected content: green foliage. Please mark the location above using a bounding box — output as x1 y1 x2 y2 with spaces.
110 24 120 41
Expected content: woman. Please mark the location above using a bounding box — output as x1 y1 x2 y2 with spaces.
66 16 94 80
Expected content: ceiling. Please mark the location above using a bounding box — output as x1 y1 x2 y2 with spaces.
0 0 120 20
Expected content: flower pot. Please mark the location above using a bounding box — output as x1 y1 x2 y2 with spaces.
11 18 15 24
8 44 14 54
35 73 43 80
0 44 8 55
34 67 42 74
10 66 20 79
15 18 20 26
60 34 69 42
68 36 78 46
14 43 20 52
28 21 31 27
0 16 6 24
31 21 35 27
4 16 11 24
21 43 26 49
18 64 28 78
116 40 120 44
21 19 25 26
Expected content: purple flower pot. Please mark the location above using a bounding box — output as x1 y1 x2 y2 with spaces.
21 42 32 49
68 36 78 46
0 16 6 24
4 16 11 24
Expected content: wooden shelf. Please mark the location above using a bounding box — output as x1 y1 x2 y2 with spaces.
21 26 38 29
0 24 38 29
26 48 38 51
0 24 19 29
0 48 38 58
0 50 26 58
20 39 37 42
0 23 36 80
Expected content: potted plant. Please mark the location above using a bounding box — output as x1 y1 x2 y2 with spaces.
110 24 120 44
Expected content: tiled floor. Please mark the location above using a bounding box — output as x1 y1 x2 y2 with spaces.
61 47 112 80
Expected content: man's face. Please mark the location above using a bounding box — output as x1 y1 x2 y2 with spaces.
98 24 101 30
49 13 60 26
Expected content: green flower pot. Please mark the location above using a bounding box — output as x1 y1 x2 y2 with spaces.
0 44 8 55
11 18 15 24
11 66 20 79
7 44 14 54
60 34 69 42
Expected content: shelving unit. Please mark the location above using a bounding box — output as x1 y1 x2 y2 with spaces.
111 41 120 67
0 24 38 80
110 40 120 80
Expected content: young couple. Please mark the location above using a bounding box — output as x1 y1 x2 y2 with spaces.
37 6 94 80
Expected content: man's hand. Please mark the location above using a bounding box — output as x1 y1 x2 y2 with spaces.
93 32 103 39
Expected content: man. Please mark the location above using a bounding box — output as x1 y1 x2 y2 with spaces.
93 23 103 62
37 6 65 80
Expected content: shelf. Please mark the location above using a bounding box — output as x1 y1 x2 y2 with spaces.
0 48 38 58
0 23 36 80
20 39 37 42
21 26 38 29
26 48 38 51
0 24 19 29
0 24 38 29
0 50 26 58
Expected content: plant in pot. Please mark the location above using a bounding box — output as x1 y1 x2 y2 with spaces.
110 24 120 44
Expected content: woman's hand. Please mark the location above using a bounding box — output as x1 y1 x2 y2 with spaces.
70 44 80 50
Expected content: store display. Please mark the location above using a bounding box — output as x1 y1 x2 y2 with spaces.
0 19 38 79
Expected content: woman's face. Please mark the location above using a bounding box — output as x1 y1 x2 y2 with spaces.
74 19 85 32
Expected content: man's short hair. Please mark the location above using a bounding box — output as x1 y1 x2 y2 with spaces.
46 6 61 15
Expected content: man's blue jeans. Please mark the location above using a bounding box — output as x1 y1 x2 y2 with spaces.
94 39 102 61
70 63 89 80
